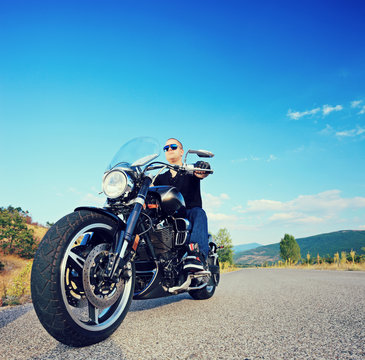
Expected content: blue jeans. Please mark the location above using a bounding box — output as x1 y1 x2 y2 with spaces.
186 207 209 258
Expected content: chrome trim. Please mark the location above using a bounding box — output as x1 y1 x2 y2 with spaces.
174 218 190 246
163 271 211 294
119 240 128 258
102 168 134 200
60 223 133 332
134 197 145 206
134 262 159 296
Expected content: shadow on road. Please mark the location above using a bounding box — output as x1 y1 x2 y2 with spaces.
129 293 192 312
0 303 33 328
0 292 193 329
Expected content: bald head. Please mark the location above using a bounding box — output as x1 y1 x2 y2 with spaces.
166 138 183 149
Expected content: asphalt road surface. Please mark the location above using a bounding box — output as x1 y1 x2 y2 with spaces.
1 269 364 360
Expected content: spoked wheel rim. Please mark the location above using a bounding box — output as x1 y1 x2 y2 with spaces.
60 223 133 331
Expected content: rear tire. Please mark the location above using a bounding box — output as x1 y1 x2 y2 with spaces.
31 210 135 346
188 282 216 300
189 257 220 300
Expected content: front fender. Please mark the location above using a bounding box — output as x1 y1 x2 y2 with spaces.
74 206 126 232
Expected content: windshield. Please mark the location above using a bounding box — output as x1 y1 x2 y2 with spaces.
107 137 160 170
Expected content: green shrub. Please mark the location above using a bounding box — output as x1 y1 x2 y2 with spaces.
2 262 32 305
0 206 37 258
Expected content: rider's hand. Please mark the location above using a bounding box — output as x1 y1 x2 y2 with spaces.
194 161 210 179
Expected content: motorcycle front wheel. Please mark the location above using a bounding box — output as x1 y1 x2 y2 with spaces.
31 210 135 347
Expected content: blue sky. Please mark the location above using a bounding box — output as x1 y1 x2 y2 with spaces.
1 0 365 245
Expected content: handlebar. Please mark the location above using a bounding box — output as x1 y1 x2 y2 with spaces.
179 164 214 175
146 162 213 174
146 163 213 187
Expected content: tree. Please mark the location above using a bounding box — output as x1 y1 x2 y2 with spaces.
317 253 321 264
306 252 311 266
279 234 301 263
340 251 347 265
334 252 340 266
0 206 37 258
214 228 234 264
350 250 356 265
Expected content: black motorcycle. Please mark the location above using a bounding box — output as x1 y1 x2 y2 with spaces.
31 137 220 347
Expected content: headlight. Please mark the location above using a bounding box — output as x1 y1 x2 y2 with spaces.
102 170 131 199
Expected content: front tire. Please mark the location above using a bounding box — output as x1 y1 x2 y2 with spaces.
31 210 135 347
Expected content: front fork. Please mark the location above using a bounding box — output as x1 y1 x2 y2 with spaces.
104 175 152 280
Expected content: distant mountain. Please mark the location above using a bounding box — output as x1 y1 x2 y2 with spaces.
234 230 365 265
233 243 262 253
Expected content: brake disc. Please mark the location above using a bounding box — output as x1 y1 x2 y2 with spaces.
82 243 125 309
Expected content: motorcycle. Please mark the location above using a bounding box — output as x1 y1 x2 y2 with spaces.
31 137 220 347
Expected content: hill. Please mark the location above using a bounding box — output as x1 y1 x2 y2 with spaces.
233 243 262 253
234 230 365 265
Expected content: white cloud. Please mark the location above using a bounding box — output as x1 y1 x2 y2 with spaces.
68 187 81 194
231 155 277 163
65 186 105 206
209 190 365 244
235 190 365 225
351 100 363 108
287 104 344 121
202 192 230 211
267 154 278 162
350 99 365 114
244 199 284 213
206 212 236 222
82 193 106 206
336 126 365 137
319 124 334 135
206 211 261 234
269 212 324 224
322 104 343 116
287 107 320 120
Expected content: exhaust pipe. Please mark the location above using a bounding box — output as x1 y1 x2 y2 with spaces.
163 271 211 294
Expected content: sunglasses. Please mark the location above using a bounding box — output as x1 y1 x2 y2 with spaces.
163 144 179 152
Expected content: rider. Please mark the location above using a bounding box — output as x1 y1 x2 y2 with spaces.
154 138 211 272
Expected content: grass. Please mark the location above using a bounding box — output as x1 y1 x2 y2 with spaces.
0 224 48 306
220 262 241 273
0 254 33 306
272 261 365 271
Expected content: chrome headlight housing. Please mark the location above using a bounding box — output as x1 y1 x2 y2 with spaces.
102 169 134 199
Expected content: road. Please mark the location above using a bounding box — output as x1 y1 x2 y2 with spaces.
1 269 364 360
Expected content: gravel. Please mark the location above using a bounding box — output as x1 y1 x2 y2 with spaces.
0 269 364 360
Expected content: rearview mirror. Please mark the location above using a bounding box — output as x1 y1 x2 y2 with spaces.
184 149 214 164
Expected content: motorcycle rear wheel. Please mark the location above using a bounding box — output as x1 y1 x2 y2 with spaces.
31 210 135 347
189 257 220 300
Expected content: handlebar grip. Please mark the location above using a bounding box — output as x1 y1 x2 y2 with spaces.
183 164 214 174
193 168 214 174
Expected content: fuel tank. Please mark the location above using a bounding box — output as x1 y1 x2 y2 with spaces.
148 186 185 216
